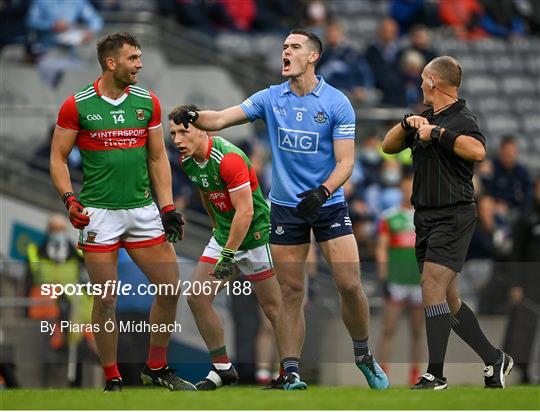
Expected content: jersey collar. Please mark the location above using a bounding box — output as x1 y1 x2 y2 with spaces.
93 77 130 106
280 75 326 97
192 136 213 167
434 98 466 116
205 136 213 160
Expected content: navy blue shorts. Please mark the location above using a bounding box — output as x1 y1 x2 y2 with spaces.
269 202 353 245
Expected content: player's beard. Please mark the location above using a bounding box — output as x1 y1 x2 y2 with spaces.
114 69 135 88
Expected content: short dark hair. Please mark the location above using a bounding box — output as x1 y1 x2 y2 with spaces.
168 104 200 122
500 134 517 147
428 56 462 88
289 28 323 62
97 32 140 71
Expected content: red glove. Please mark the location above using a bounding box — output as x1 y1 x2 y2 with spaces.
63 192 90 229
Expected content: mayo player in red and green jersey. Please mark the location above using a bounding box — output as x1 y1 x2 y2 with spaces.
375 173 424 385
50 32 195 392
168 105 289 390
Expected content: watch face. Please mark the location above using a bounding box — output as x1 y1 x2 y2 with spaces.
431 127 441 140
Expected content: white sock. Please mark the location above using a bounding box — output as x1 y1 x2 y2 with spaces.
213 362 232 371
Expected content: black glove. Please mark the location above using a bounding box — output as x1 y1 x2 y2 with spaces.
172 109 199 129
296 185 331 221
160 205 185 242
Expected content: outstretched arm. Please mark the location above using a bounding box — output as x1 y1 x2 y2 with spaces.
194 106 249 131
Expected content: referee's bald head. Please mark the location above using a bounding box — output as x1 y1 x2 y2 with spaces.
426 56 462 89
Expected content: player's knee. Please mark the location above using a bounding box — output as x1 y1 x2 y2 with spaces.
93 294 117 315
280 282 304 306
445 288 460 307
336 279 362 301
420 275 442 297
186 292 210 311
155 292 179 309
260 299 281 324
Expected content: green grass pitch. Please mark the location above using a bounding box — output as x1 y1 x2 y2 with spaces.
1 386 539 410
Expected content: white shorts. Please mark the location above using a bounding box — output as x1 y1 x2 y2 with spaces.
78 203 165 252
199 237 273 281
388 283 423 306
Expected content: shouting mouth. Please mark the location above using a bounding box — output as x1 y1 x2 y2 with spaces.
282 58 291 72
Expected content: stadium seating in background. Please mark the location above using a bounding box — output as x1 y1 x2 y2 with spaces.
152 65 255 142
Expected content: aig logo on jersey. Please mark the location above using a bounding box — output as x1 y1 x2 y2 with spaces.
278 128 319 154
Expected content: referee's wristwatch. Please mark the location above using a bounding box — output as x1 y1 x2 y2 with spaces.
430 126 442 141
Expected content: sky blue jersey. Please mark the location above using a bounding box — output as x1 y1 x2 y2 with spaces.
240 76 356 208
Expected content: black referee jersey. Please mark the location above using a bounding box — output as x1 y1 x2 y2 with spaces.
405 99 486 209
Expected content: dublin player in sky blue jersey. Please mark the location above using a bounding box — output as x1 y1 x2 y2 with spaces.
172 29 389 390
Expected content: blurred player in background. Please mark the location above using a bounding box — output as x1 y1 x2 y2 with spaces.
382 56 513 389
169 105 289 390
375 173 424 385
172 28 389 390
50 32 194 392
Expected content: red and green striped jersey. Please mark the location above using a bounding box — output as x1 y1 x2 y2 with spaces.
180 136 270 251
56 79 162 209
379 206 420 285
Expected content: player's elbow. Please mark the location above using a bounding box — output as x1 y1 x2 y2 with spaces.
49 150 67 170
475 147 486 162
237 203 254 220
209 111 229 131
244 206 254 220
381 138 399 154
473 151 486 163
216 115 228 131
469 144 486 162
338 158 355 179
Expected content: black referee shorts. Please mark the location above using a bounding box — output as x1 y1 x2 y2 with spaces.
414 202 477 273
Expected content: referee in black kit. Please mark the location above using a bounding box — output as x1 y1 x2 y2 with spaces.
382 56 513 390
